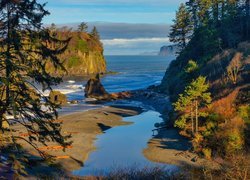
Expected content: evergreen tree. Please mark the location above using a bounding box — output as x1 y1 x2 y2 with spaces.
78 22 88 32
174 76 211 134
0 0 71 155
169 3 193 50
91 26 100 40
186 0 199 29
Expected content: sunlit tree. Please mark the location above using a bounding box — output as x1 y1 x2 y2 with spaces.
0 0 71 155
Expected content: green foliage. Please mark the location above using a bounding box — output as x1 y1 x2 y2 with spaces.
77 39 89 53
202 114 219 137
173 76 211 134
225 129 244 153
238 105 250 124
174 116 187 129
91 26 100 40
202 148 212 160
78 22 88 32
169 3 193 50
185 60 198 73
0 0 71 163
68 56 80 68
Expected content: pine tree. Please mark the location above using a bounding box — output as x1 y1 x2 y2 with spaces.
186 0 199 29
169 3 193 50
174 76 211 134
78 22 88 32
91 26 100 40
0 0 71 155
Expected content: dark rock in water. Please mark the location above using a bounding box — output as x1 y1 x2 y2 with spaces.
85 74 111 100
49 91 67 105
70 100 79 104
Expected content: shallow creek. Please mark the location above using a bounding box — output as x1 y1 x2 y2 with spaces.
73 110 177 176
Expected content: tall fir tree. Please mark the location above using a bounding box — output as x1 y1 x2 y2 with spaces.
91 26 100 40
0 0 71 155
169 3 193 50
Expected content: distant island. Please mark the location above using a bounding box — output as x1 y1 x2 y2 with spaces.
158 44 179 56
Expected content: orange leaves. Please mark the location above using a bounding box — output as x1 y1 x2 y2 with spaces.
211 89 240 120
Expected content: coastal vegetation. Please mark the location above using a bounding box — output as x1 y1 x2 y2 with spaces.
160 0 250 178
0 0 249 179
0 0 71 177
46 24 107 76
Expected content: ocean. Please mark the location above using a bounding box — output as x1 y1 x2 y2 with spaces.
102 55 174 93
54 55 174 114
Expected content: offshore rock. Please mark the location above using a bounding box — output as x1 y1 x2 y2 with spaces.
85 74 111 100
49 91 68 105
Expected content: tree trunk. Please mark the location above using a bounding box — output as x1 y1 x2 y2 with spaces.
195 100 198 133
191 105 194 134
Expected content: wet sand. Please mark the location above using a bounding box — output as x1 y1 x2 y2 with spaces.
14 106 143 175
143 129 220 169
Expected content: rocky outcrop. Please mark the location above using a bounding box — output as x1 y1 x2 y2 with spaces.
47 31 106 76
49 91 67 105
159 45 179 56
85 74 111 100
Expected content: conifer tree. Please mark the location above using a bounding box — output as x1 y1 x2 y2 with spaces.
169 3 193 50
0 0 71 155
78 22 88 33
91 26 100 40
174 76 211 134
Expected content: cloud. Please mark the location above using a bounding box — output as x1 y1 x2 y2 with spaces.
102 37 170 46
101 37 171 55
50 22 172 55
54 22 171 39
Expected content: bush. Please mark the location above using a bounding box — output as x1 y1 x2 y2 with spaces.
202 148 212 160
224 128 244 153
238 105 250 124
174 116 187 129
192 133 204 153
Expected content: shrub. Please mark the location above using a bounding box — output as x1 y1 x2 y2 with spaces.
192 133 204 153
202 148 212 160
224 128 244 154
174 116 187 129
238 105 250 124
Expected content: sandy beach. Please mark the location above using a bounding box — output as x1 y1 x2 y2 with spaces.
143 129 220 170
11 98 217 178
12 105 142 176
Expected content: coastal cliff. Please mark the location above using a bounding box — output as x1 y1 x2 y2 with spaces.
158 45 178 56
47 30 106 76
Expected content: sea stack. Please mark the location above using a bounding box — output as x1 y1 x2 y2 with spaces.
84 74 111 100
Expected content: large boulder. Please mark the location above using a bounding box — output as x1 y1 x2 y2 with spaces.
49 91 68 105
85 74 111 100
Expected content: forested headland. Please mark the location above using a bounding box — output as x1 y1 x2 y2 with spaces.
46 24 107 76
159 0 250 177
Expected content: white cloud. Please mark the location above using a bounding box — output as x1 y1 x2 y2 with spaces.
101 37 171 55
102 37 170 46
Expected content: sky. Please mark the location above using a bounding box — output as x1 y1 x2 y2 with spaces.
38 0 187 55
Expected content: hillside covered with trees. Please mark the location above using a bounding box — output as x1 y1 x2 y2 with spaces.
160 0 250 177
46 24 107 76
